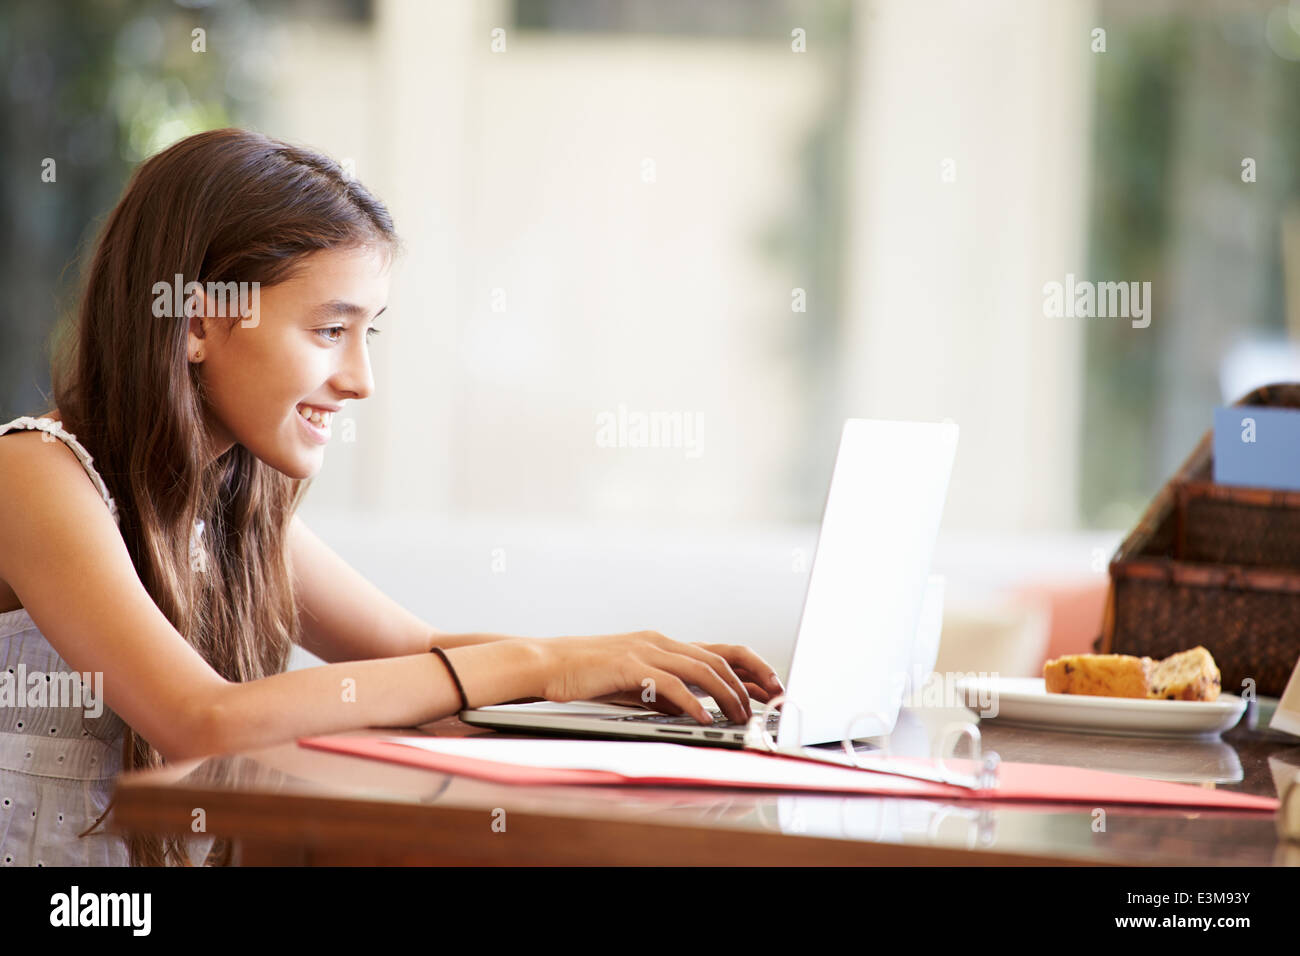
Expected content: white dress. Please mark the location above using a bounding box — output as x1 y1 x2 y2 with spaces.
0 416 216 866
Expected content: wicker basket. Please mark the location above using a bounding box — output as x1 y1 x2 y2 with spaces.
1094 382 1300 698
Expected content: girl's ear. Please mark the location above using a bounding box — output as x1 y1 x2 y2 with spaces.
186 305 209 363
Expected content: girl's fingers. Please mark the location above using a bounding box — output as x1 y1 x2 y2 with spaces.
645 667 715 723
694 644 784 695
723 664 782 704
661 643 751 721
647 649 748 723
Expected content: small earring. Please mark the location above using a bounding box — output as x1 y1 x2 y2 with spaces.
192 350 203 362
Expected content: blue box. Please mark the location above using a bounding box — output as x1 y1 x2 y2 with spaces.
1213 405 1300 492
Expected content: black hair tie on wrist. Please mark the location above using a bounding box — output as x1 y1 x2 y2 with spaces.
430 646 469 712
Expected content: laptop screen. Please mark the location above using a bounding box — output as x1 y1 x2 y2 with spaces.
779 419 958 747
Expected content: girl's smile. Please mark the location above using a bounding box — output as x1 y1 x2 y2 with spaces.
296 403 335 444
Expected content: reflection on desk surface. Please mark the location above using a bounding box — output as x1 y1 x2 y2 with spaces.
884 706 1250 785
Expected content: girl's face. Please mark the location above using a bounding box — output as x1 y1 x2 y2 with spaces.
188 244 390 478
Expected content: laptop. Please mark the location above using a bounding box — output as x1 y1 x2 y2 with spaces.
459 418 959 750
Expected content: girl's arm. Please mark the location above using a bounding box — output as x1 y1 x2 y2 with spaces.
0 435 765 763
0 433 545 762
287 512 505 660
200 639 545 756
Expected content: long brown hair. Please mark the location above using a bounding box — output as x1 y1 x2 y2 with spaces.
41 128 398 866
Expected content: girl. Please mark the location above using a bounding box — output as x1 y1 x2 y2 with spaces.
0 128 782 867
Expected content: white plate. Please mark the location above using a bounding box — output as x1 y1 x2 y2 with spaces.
954 676 1247 738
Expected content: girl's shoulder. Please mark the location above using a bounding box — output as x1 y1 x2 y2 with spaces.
0 412 133 641
0 414 120 528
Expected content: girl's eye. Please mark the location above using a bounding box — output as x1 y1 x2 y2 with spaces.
316 326 382 343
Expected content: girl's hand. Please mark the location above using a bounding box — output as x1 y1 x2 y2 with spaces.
534 633 783 724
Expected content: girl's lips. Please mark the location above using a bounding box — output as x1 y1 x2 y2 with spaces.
297 409 330 444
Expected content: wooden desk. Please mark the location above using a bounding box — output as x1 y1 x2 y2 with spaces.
111 704 1300 866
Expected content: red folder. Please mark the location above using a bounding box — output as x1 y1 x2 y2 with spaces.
298 735 1280 812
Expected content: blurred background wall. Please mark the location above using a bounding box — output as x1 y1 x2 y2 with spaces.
3 0 1299 679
